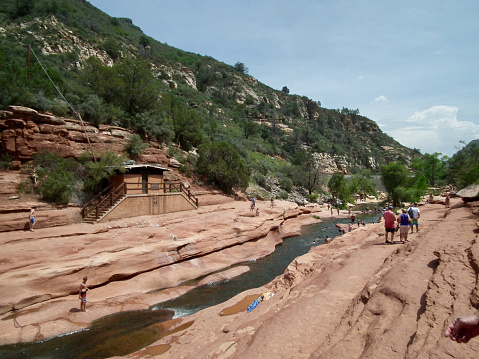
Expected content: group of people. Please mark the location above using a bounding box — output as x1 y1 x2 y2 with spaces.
383 203 420 244
249 196 275 216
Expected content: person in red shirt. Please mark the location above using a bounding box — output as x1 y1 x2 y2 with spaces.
383 206 396 244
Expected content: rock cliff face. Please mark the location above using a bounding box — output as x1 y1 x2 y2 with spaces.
0 105 132 166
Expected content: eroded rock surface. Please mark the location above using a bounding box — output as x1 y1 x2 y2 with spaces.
0 198 326 345
126 198 479 359
2 198 478 359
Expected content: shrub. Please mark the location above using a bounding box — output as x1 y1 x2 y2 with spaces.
279 190 289 200
196 141 250 193
17 179 34 194
32 151 78 204
81 150 126 194
254 173 266 188
178 154 196 178
125 134 148 157
279 177 293 192
38 166 75 204
0 152 12 169
307 193 319 203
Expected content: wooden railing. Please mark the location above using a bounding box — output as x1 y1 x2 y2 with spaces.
157 182 198 207
82 183 127 221
81 181 198 221
81 183 113 219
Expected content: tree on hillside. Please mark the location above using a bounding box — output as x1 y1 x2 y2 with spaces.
281 86 290 94
234 62 248 74
448 141 479 189
170 102 204 151
242 120 259 139
411 152 448 187
196 141 250 193
299 153 323 195
80 57 159 118
115 58 159 116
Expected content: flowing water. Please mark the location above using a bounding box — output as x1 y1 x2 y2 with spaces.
0 211 378 358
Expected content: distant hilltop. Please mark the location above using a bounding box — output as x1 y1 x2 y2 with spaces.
0 1 418 174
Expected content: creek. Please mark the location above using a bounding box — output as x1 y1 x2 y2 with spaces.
0 211 379 359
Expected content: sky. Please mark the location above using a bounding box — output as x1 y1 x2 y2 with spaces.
88 0 479 157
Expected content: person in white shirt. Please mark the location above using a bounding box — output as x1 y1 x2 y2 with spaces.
407 203 420 233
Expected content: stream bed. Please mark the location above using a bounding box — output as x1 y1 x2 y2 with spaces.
0 211 379 359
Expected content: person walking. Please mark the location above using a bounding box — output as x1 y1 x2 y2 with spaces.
408 203 421 233
397 208 411 244
383 206 396 244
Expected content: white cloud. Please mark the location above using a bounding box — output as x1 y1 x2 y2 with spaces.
388 106 479 156
357 76 365 80
373 95 388 103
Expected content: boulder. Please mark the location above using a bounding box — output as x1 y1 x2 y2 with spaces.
0 110 14 119
457 184 479 199
169 158 181 168
5 118 26 128
7 105 38 116
34 113 65 125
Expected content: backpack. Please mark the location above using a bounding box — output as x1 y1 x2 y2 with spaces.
408 207 414 218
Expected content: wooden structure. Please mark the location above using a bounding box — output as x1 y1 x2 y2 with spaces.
81 164 198 223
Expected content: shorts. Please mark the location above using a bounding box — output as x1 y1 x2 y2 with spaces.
412 219 418 225
400 225 409 234
385 228 396 233
29 217 35 224
81 297 87 303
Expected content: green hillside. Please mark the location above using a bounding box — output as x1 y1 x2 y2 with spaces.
0 0 419 188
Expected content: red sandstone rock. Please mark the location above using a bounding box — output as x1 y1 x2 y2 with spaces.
1 197 477 359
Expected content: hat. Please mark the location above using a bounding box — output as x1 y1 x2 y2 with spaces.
388 206 394 210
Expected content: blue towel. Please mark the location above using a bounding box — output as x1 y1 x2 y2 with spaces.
247 300 259 313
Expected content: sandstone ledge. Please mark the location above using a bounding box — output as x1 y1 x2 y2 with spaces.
0 199 328 345
126 198 479 359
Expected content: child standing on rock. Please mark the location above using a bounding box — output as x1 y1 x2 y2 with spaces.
29 206 36 232
79 276 90 312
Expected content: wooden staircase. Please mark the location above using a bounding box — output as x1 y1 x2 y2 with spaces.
81 183 127 223
81 182 198 223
